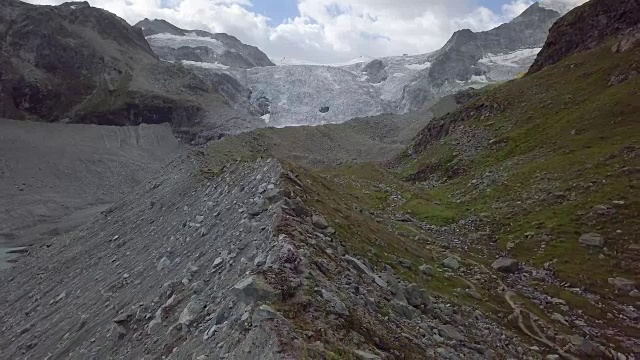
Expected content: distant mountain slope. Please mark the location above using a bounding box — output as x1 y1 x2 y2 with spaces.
134 18 274 69
0 0 262 143
213 3 558 126
401 2 560 111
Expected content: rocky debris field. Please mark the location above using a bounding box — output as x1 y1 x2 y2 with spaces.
1 155 558 359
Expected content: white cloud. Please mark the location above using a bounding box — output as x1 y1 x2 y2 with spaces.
24 0 587 63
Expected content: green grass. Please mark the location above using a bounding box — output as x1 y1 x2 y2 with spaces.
401 198 457 225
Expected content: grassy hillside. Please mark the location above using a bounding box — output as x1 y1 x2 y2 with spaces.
400 39 639 295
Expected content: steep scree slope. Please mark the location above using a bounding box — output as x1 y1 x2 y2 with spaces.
0 119 182 250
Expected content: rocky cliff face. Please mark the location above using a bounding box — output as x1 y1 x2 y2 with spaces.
0 0 262 143
529 0 640 74
135 18 275 69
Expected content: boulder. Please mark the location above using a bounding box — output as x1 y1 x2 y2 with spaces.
312 214 329 229
491 257 520 273
579 233 604 247
344 255 388 289
403 283 430 308
178 299 205 326
608 277 636 292
442 256 460 271
419 264 434 276
232 275 280 304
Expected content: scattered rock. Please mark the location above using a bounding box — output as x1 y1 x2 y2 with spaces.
491 257 519 273
579 233 604 247
442 257 459 271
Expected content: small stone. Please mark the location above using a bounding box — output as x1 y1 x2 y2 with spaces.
439 324 465 341
190 281 205 294
212 257 224 269
343 255 387 289
253 253 266 267
403 283 430 308
419 264 433 276
608 277 636 292
179 299 205 326
157 257 171 271
316 289 349 317
232 275 280 304
398 258 412 269
491 257 520 273
110 323 127 340
312 214 329 229
205 202 214 211
49 292 66 306
194 215 205 223
579 233 604 247
200 226 210 237
442 257 459 271
551 313 568 325
353 350 381 360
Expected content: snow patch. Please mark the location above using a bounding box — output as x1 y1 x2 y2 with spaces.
470 75 488 83
182 60 229 69
405 62 431 70
274 56 373 67
478 48 541 67
261 114 271 124
146 33 226 53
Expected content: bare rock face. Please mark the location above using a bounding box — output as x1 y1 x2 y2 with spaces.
528 0 640 74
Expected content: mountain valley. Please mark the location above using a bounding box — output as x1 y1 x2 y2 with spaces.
0 0 638 359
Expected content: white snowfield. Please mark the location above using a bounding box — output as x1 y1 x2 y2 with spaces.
182 60 229 69
478 48 542 67
147 33 227 53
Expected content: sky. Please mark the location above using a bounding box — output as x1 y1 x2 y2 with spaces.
26 0 587 64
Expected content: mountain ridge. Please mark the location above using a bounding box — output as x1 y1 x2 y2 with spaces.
134 18 275 69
